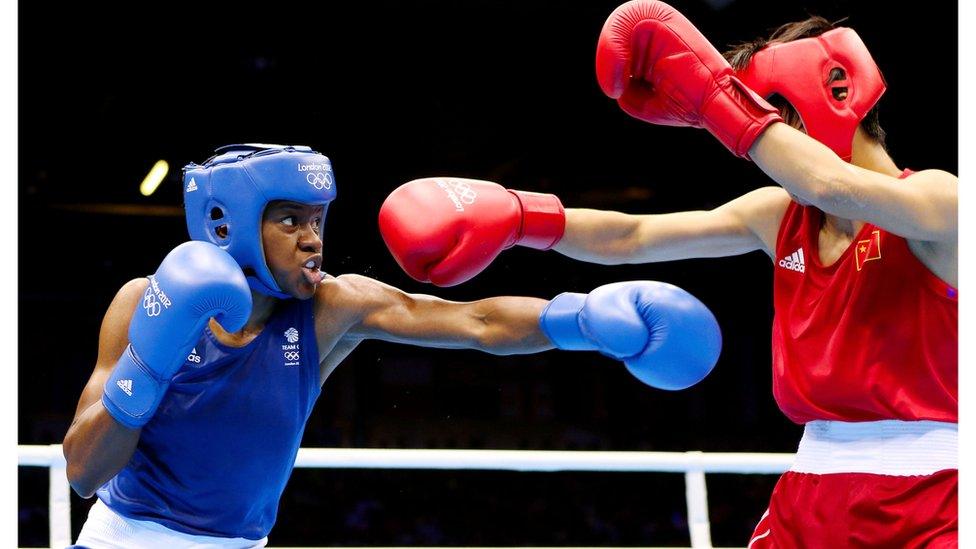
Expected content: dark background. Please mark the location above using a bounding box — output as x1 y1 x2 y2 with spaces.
18 0 958 546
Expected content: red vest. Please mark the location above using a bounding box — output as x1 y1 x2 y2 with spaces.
771 173 957 424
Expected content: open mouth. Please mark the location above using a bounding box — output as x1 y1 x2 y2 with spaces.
302 258 325 286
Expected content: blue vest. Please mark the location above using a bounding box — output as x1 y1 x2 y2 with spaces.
98 298 321 539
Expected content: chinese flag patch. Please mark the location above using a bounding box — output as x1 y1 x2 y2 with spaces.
855 229 882 271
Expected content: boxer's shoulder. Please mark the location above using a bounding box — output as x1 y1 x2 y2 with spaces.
901 169 957 188
103 278 151 325
312 273 394 332
315 273 380 305
734 186 792 209
118 276 151 297
726 186 792 257
92 278 151 371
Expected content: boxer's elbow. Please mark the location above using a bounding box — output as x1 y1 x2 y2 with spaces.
803 163 856 211
63 425 90 495
68 476 98 499
64 456 99 498
63 425 122 499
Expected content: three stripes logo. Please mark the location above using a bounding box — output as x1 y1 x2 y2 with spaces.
117 379 133 396
778 248 806 273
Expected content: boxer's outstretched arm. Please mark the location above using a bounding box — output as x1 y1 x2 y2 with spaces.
63 279 146 498
750 123 958 242
329 275 721 391
334 274 552 355
553 187 790 264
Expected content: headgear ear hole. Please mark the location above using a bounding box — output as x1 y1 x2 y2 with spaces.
210 207 225 221
832 87 849 101
215 224 229 239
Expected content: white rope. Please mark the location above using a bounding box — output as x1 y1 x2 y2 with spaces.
19 444 65 467
291 447 794 473
18 445 794 549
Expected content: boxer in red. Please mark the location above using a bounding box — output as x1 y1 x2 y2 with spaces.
378 2 958 546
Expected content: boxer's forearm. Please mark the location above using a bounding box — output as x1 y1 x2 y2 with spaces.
752 124 958 242
347 275 553 354
63 400 140 498
553 208 645 264
750 123 860 210
555 208 756 264
467 297 553 355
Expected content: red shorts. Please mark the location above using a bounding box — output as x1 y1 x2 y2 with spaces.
748 469 957 548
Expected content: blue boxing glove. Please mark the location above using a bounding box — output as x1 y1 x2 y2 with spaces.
539 281 721 390
102 241 252 429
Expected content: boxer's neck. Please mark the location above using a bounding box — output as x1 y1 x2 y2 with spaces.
850 127 901 177
209 291 278 347
247 291 279 325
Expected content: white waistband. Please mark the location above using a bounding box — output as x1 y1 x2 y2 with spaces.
790 420 957 476
76 499 267 549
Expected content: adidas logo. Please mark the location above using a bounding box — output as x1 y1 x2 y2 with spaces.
778 248 806 273
185 178 198 192
117 379 133 396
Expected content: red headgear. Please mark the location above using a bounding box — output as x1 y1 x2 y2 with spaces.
736 27 886 161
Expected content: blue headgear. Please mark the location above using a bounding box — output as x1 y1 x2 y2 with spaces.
183 144 337 298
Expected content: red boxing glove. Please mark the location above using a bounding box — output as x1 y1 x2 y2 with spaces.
596 0 782 158
378 178 565 286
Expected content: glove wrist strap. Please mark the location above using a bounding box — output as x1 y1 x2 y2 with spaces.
539 293 598 351
702 76 783 159
510 190 566 250
101 345 168 429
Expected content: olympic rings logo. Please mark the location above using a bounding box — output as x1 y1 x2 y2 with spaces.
447 180 477 204
284 351 301 362
306 171 333 190
143 290 162 317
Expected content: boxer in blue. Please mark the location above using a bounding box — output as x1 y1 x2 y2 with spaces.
62 144 722 548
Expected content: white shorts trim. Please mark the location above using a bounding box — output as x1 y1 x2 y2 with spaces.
75 498 268 549
790 419 957 476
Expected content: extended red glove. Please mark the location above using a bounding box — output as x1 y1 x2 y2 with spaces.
596 0 782 158
378 178 565 286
